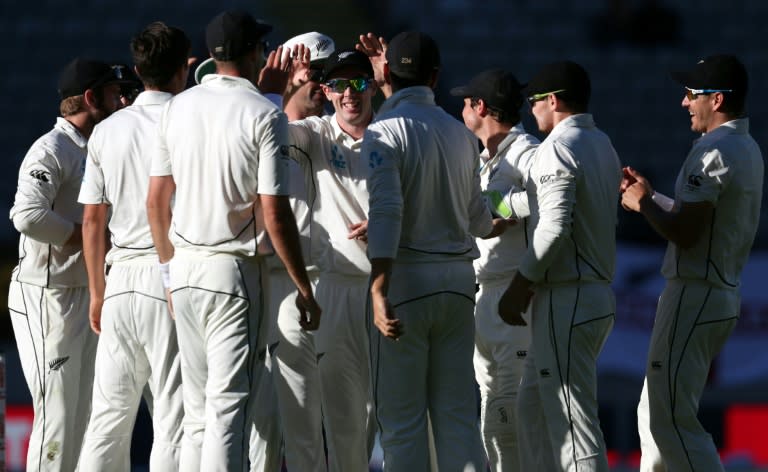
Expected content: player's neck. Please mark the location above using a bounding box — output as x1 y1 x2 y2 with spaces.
481 124 512 158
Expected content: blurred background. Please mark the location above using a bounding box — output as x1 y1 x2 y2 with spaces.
1 0 766 470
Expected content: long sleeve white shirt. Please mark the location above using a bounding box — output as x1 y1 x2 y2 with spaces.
10 117 88 287
661 118 763 289
365 86 493 264
474 124 539 281
518 113 621 285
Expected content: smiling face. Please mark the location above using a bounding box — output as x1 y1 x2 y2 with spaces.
322 65 375 130
682 90 717 134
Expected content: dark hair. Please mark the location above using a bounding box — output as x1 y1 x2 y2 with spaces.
556 93 588 114
389 70 435 92
131 22 190 88
719 91 746 116
470 97 520 126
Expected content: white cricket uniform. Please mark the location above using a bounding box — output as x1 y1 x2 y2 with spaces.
287 114 375 472
7 117 96 472
76 91 184 471
151 74 290 472
473 124 538 472
365 86 491 471
266 153 325 472
637 118 763 472
514 113 621 472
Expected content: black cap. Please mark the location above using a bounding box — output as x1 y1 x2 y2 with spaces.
670 54 747 94
57 57 134 99
524 60 591 106
206 10 272 61
385 31 440 81
321 49 374 81
450 69 525 114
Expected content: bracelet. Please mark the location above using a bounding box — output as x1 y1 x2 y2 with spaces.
158 261 171 289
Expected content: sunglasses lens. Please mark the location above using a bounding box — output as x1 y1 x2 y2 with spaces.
349 78 368 92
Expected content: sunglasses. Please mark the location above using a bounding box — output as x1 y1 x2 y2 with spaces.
685 87 733 101
325 77 373 94
526 89 566 105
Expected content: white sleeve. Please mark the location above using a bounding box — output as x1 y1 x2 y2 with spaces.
150 102 173 177
78 135 108 205
518 141 577 282
491 142 538 219
10 146 75 245
256 110 291 196
365 125 402 259
468 154 494 237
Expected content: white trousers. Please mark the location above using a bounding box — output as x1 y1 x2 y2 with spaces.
271 269 325 472
78 262 184 471
372 262 485 472
474 278 531 472
8 280 96 472
171 256 265 472
516 283 614 472
637 281 737 472
315 273 375 472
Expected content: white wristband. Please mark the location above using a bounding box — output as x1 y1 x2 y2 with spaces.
651 191 675 212
158 261 171 289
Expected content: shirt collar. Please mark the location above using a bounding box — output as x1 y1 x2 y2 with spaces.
495 123 527 157
377 86 435 115
547 113 595 141
55 117 88 148
328 112 374 148
201 73 260 93
695 118 750 146
131 90 173 106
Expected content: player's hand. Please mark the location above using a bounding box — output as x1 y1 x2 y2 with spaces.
372 292 402 340
89 296 104 334
165 288 175 320
356 33 391 97
621 167 653 213
287 44 312 87
258 45 291 95
483 217 516 239
347 220 368 243
296 292 322 331
498 272 532 326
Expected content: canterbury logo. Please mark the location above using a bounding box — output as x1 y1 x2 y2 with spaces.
516 350 527 359
48 356 70 371
29 169 50 183
687 174 703 187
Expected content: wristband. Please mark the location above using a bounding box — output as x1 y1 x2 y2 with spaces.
158 261 171 289
482 190 514 219
651 191 675 212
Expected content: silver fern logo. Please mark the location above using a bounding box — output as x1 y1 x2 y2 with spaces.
48 356 70 371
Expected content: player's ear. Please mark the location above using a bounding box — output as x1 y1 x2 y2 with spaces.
475 98 489 117
83 88 99 109
711 92 725 112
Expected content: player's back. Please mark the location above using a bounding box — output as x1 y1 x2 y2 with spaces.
367 87 490 264
85 91 170 263
157 74 288 257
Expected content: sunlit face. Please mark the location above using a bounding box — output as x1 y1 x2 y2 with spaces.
530 95 554 133
296 79 327 118
682 90 717 134
461 98 481 133
322 66 375 129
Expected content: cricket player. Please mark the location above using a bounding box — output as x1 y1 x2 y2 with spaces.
146 10 320 471
76 22 191 471
621 54 763 472
451 68 539 471
365 31 505 471
8 57 126 471
498 61 621 472
267 32 334 472
278 47 378 471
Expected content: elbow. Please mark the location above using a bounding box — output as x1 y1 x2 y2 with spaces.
12 214 32 235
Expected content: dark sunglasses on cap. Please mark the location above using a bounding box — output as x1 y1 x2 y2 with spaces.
324 77 373 93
